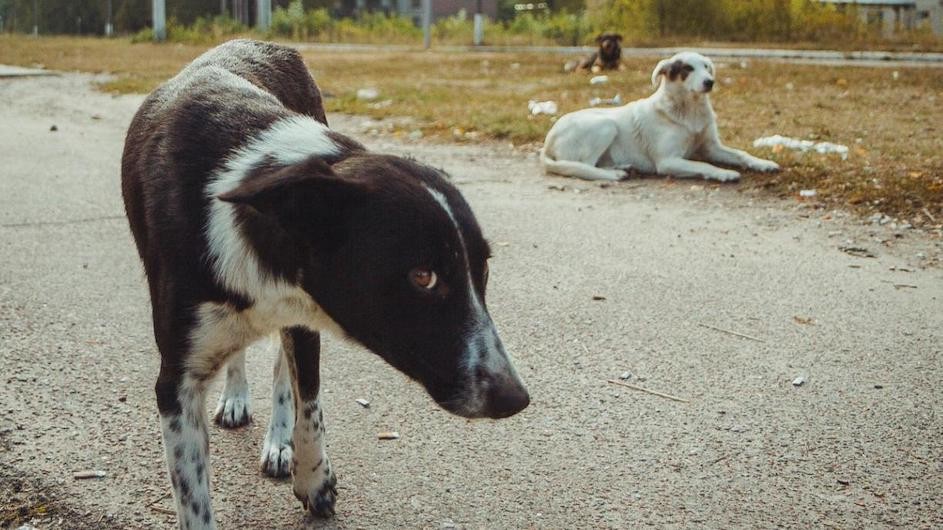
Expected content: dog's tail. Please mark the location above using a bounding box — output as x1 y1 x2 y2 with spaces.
539 146 626 182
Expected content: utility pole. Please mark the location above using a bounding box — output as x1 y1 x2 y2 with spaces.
32 0 37 36
105 0 113 36
153 0 166 41
422 0 431 49
473 0 484 46
256 0 271 31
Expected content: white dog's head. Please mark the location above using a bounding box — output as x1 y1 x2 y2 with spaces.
651 52 715 94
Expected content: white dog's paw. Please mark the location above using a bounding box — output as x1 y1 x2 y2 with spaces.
213 388 251 428
260 433 294 479
708 169 741 182
749 159 780 172
612 169 630 180
293 459 337 518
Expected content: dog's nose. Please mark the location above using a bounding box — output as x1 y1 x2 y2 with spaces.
484 378 530 419
704 79 715 91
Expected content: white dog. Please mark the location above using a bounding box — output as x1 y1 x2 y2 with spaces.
540 51 780 182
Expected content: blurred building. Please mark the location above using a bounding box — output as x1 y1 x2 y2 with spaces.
820 0 943 36
336 0 497 24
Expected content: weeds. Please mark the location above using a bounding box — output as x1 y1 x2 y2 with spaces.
0 35 939 224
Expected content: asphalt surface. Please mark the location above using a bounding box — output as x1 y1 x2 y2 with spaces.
1 72 941 529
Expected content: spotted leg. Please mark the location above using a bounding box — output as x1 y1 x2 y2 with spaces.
158 370 216 530
213 349 252 428
260 337 295 478
283 326 337 518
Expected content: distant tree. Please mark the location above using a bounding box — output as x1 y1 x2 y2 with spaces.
549 0 585 12
114 0 149 33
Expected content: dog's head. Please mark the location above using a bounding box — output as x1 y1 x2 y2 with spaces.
596 32 623 59
651 51 715 94
219 153 529 419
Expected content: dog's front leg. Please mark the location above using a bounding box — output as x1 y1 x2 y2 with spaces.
213 349 252 428
282 326 337 518
703 143 780 172
158 369 216 530
656 157 741 182
260 337 295 478
700 126 779 172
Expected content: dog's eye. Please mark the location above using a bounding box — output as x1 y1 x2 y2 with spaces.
410 268 438 290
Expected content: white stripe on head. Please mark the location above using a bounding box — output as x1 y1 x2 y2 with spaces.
423 185 487 324
206 116 340 301
422 185 520 380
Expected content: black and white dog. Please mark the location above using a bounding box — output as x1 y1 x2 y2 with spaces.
121 39 529 529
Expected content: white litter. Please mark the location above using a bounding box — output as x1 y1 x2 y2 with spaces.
590 75 609 85
355 398 370 408
589 94 622 107
753 135 849 160
799 189 817 198
528 100 558 115
356 87 379 100
792 375 806 387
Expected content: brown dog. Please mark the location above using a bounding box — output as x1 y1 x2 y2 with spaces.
576 32 624 72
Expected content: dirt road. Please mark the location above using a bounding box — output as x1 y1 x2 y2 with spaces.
1 73 941 529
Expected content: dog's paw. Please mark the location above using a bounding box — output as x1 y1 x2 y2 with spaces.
260 437 293 479
294 470 338 518
213 392 251 428
709 169 741 182
605 169 629 181
749 159 780 173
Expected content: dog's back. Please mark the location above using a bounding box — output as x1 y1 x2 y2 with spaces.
120 39 332 300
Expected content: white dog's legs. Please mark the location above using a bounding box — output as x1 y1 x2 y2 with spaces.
656 157 741 182
703 143 780 172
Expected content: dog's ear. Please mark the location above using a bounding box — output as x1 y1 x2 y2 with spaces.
651 58 671 88
218 157 370 240
652 59 687 87
596 34 604 44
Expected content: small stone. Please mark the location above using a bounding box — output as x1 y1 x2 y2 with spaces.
49 125 58 132
356 87 379 100
792 375 806 387
355 398 370 408
408 130 423 140
874 384 884 389
73 470 107 479
619 371 632 380
377 431 399 440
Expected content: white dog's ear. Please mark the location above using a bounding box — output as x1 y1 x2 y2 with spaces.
651 59 671 88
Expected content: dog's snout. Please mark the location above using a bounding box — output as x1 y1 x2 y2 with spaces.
483 374 530 419
704 79 715 91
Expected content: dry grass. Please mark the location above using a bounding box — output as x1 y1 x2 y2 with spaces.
2 35 940 224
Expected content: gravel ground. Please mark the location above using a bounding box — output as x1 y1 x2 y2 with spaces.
1 73 941 530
